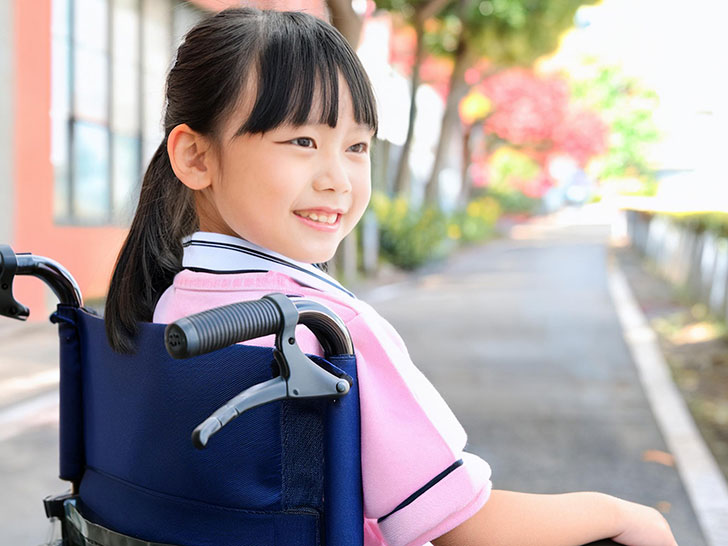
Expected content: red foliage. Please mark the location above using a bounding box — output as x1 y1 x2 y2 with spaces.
464 59 493 86
481 68 569 146
389 24 416 76
388 24 453 99
420 56 453 99
551 108 608 166
479 68 607 168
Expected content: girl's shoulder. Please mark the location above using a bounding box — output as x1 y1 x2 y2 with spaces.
152 268 406 358
153 268 367 326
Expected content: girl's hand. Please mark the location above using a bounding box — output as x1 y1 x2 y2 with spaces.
611 497 678 546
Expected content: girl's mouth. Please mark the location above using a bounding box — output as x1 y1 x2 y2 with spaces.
294 211 341 226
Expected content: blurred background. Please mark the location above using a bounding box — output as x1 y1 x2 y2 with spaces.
3 0 726 304
2 0 728 544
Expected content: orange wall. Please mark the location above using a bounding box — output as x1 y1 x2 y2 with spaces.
13 0 127 317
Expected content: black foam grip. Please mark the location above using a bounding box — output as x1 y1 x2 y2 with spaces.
164 298 281 359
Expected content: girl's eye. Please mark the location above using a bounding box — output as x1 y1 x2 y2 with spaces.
291 137 315 148
348 142 368 153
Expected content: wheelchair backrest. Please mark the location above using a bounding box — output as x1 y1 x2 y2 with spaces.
54 305 362 546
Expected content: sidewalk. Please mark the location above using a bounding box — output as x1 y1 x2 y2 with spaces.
612 242 728 545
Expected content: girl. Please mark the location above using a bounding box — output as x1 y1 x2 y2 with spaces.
105 8 677 546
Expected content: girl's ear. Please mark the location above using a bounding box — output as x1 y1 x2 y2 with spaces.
167 124 214 190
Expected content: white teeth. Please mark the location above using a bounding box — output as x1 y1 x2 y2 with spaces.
298 211 337 224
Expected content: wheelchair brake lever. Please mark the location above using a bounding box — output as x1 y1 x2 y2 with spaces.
192 376 288 448
192 294 350 449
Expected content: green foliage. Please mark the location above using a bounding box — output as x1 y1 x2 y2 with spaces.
488 146 540 186
450 195 502 242
373 0 450 22
665 212 728 239
370 192 502 269
628 209 728 239
371 193 451 269
484 186 539 214
479 146 541 213
570 61 660 185
426 0 600 67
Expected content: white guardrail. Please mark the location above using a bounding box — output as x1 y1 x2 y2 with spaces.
625 209 728 320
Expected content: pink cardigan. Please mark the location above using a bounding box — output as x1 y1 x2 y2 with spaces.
153 233 492 546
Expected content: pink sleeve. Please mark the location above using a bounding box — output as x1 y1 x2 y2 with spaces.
350 308 492 546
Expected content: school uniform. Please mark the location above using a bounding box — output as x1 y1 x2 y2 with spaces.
153 232 492 546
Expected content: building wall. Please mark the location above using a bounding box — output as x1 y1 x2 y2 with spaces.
12 0 128 316
0 0 13 244
9 0 327 318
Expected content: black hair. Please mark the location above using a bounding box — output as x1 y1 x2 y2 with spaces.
105 7 378 353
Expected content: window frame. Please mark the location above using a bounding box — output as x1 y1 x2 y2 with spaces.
52 0 203 226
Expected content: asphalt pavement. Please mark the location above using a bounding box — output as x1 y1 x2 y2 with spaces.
367 208 708 545
0 320 61 545
0 207 716 545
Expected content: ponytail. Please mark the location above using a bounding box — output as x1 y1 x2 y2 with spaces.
105 141 197 353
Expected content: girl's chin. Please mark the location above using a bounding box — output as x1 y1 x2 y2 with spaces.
282 246 338 265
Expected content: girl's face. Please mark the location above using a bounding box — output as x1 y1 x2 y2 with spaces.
199 80 374 264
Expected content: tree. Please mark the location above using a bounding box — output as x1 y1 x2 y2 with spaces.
423 0 600 205
569 61 659 186
326 0 364 45
480 67 606 164
324 0 366 280
471 68 606 203
374 0 454 196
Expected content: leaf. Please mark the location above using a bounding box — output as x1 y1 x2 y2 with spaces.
642 449 675 467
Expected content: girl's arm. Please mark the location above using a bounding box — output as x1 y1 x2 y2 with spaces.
431 490 677 546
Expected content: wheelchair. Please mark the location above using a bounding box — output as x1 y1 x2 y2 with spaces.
0 245 617 546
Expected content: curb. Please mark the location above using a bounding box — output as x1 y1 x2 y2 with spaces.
608 261 728 546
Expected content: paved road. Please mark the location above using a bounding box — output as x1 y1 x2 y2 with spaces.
0 321 61 545
368 213 706 545
0 211 707 544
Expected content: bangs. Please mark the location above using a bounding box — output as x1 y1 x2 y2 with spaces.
238 12 377 135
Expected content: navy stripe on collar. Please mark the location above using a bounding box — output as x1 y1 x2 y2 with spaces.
182 235 355 299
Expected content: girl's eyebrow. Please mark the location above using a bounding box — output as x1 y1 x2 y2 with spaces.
273 121 374 134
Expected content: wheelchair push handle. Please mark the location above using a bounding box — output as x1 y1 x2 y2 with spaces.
0 244 83 320
165 296 282 359
165 293 355 360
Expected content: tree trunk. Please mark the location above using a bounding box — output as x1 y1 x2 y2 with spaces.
459 123 473 207
325 0 363 280
424 38 471 206
392 20 425 196
325 0 363 47
372 137 392 193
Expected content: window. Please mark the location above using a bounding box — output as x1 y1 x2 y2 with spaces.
51 0 204 224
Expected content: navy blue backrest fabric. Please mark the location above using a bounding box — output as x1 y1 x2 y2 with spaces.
78 310 284 511
55 305 84 483
55 307 363 546
325 354 363 546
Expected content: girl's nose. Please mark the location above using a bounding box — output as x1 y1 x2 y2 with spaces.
313 157 352 193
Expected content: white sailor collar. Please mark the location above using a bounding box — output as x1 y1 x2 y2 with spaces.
181 232 355 299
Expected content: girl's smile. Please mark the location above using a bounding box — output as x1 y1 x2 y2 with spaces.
294 209 343 230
